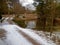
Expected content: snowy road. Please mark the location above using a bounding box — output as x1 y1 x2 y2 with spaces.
0 17 56 45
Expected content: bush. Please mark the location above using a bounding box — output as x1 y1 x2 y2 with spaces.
13 19 27 28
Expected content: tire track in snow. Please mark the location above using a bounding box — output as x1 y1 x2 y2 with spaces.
17 30 41 45
2 25 33 45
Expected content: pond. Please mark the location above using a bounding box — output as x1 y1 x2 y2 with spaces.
25 20 37 29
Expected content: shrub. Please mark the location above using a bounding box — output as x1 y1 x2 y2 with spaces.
13 19 27 28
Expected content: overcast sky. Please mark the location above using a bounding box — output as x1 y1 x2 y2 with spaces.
19 0 36 10
19 0 60 10
19 0 34 6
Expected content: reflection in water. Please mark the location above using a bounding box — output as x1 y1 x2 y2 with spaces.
26 20 36 29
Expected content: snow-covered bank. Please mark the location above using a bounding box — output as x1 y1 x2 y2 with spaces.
0 17 57 45
2 25 33 45
2 24 56 45
31 30 60 45
15 25 56 45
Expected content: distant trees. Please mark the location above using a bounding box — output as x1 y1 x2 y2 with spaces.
13 3 26 14
33 0 50 30
55 3 60 18
0 0 9 14
34 0 58 35
0 0 26 14
36 0 46 30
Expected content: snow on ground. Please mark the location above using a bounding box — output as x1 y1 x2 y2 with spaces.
30 30 60 45
15 25 56 45
0 17 57 45
0 39 7 45
54 32 60 38
2 25 33 45
2 24 56 45
0 17 33 45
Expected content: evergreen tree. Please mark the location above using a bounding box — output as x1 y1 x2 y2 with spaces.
34 0 57 36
